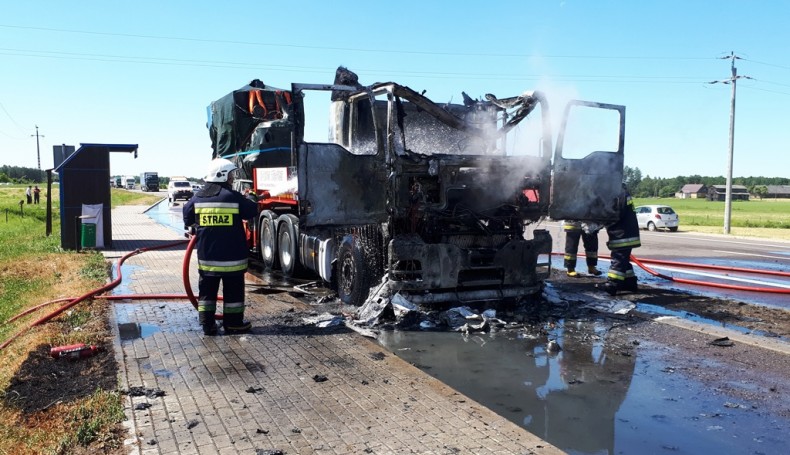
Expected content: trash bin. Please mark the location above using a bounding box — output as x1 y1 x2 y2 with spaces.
81 222 96 249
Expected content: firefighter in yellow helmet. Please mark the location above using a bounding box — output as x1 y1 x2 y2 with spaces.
183 158 258 335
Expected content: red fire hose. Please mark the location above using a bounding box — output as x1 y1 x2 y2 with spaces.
629 254 790 294
0 235 221 351
554 251 790 294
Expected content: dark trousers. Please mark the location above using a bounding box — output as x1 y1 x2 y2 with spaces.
607 248 635 283
564 230 599 270
26 195 32 204
198 272 246 328
33 193 39 204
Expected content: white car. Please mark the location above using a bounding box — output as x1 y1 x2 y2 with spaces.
635 205 679 232
168 180 194 202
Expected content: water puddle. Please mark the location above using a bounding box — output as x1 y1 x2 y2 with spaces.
145 199 186 234
141 362 173 378
118 322 161 341
111 264 142 295
378 321 787 454
636 302 787 341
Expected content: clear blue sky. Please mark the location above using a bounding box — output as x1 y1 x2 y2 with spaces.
1 1 788 180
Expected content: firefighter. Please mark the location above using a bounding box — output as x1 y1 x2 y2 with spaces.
183 158 258 335
563 220 602 277
599 184 641 296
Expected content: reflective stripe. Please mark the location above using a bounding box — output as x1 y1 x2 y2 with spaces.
195 207 239 215
608 270 626 281
223 301 245 314
564 254 577 260
195 202 240 209
608 237 641 249
195 202 240 215
198 300 217 312
198 259 248 273
586 252 598 258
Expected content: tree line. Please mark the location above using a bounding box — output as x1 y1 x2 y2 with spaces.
623 166 790 198
0 165 46 183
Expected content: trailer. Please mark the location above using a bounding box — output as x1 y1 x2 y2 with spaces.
207 68 626 306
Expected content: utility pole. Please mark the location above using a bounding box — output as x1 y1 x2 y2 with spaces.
31 125 44 182
708 52 751 234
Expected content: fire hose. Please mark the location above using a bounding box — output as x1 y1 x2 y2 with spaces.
554 252 790 294
0 234 220 351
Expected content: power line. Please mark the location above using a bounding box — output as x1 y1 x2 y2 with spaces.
0 23 718 61
0 47 713 84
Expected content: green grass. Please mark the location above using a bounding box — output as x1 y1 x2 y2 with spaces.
633 197 790 229
109 188 163 208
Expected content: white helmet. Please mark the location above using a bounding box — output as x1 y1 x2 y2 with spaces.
204 158 237 183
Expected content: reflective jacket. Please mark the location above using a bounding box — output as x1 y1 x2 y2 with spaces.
183 183 258 276
605 190 641 251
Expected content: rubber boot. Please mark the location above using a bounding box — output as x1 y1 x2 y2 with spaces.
199 311 218 336
587 266 603 276
566 268 578 277
624 277 639 292
223 313 252 335
597 280 619 296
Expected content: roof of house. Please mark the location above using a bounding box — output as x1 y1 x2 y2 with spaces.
679 184 706 193
765 185 790 193
710 184 749 192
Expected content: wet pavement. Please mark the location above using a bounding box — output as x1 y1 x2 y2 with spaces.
107 203 563 454
141 200 790 454
378 317 789 455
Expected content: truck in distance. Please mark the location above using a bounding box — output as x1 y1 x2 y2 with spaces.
140 171 159 192
207 68 626 306
124 176 135 190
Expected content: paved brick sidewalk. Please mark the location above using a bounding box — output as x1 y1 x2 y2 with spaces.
104 205 563 455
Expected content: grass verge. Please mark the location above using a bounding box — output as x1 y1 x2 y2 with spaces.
0 186 129 454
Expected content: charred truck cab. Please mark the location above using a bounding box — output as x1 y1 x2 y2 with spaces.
207 69 625 306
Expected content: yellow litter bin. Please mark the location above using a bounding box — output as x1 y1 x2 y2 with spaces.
81 222 97 249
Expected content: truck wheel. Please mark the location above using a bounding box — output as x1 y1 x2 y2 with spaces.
336 235 371 306
260 211 278 269
277 214 302 277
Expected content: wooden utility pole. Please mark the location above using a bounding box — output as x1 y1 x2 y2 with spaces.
709 52 750 234
31 125 44 182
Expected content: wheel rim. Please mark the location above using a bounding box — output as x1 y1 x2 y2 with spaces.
279 230 292 268
261 222 273 261
340 253 354 296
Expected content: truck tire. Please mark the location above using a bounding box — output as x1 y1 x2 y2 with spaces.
336 235 371 306
259 211 278 269
277 214 302 277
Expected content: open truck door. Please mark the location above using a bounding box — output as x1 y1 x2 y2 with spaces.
549 101 626 223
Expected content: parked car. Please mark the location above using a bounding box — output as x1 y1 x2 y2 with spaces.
168 180 194 202
635 205 679 232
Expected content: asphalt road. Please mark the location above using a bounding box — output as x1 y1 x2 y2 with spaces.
544 221 790 309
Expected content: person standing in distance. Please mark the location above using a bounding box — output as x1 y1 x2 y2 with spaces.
562 220 602 277
599 184 641 296
183 158 258 335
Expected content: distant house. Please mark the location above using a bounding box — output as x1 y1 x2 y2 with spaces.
764 185 790 199
707 184 750 201
676 184 707 199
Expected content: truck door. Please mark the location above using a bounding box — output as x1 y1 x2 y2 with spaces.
549 101 625 223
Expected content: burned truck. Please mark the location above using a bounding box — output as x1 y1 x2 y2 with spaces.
207 68 625 306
